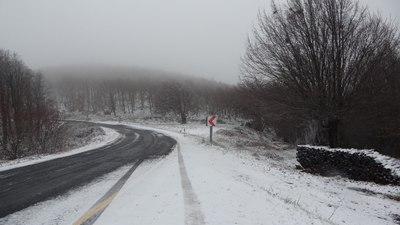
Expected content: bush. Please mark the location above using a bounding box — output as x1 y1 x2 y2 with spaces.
297 146 400 185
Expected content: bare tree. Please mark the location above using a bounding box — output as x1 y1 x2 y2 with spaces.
155 81 194 124
0 49 61 159
242 0 400 147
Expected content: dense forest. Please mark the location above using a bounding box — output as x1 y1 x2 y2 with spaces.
45 65 239 123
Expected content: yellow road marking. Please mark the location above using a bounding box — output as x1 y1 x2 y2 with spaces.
72 192 118 225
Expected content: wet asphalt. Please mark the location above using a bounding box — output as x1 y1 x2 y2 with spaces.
0 122 176 218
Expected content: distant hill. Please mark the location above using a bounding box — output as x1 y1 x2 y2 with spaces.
41 64 230 88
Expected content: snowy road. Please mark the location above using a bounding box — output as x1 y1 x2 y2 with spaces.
0 122 176 218
1 122 398 225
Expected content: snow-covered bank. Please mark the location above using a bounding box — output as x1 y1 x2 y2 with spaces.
96 121 400 225
0 127 121 171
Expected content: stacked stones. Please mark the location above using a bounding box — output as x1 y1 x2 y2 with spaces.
296 146 400 185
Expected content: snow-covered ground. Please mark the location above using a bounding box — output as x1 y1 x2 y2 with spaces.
0 126 121 171
2 121 399 225
96 121 400 225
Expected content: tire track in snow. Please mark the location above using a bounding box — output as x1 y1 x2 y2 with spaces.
177 143 206 225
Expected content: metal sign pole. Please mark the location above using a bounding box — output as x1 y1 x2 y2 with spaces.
210 126 213 144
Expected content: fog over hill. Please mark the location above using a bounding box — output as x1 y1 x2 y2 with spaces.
42 64 231 87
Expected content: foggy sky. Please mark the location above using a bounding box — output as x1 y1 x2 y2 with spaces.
0 0 398 84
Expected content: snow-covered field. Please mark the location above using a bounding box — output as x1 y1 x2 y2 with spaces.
2 121 399 225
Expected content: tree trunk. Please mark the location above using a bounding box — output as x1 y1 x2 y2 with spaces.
328 118 340 148
180 113 187 124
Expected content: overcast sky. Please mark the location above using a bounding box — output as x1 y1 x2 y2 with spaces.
0 0 398 84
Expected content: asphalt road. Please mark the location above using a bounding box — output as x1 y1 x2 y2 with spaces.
0 122 176 218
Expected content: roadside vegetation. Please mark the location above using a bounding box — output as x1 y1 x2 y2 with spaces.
0 50 61 160
240 0 400 158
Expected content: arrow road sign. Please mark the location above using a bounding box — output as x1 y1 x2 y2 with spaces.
208 115 217 127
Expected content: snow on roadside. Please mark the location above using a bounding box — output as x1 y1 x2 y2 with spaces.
0 127 122 172
97 121 400 225
0 165 133 225
96 154 185 225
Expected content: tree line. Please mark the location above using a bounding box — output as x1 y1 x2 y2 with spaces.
240 0 400 157
48 67 238 124
0 49 61 160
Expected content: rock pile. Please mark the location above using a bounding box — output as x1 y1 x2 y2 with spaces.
297 145 400 185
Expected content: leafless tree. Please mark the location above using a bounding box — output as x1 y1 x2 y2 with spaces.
0 49 61 159
242 0 400 147
155 81 194 124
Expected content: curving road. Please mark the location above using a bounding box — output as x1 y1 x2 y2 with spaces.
0 122 176 218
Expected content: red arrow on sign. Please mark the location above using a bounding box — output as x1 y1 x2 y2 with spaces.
208 115 216 127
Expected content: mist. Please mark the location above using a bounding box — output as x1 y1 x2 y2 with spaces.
0 0 398 84
0 0 400 222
